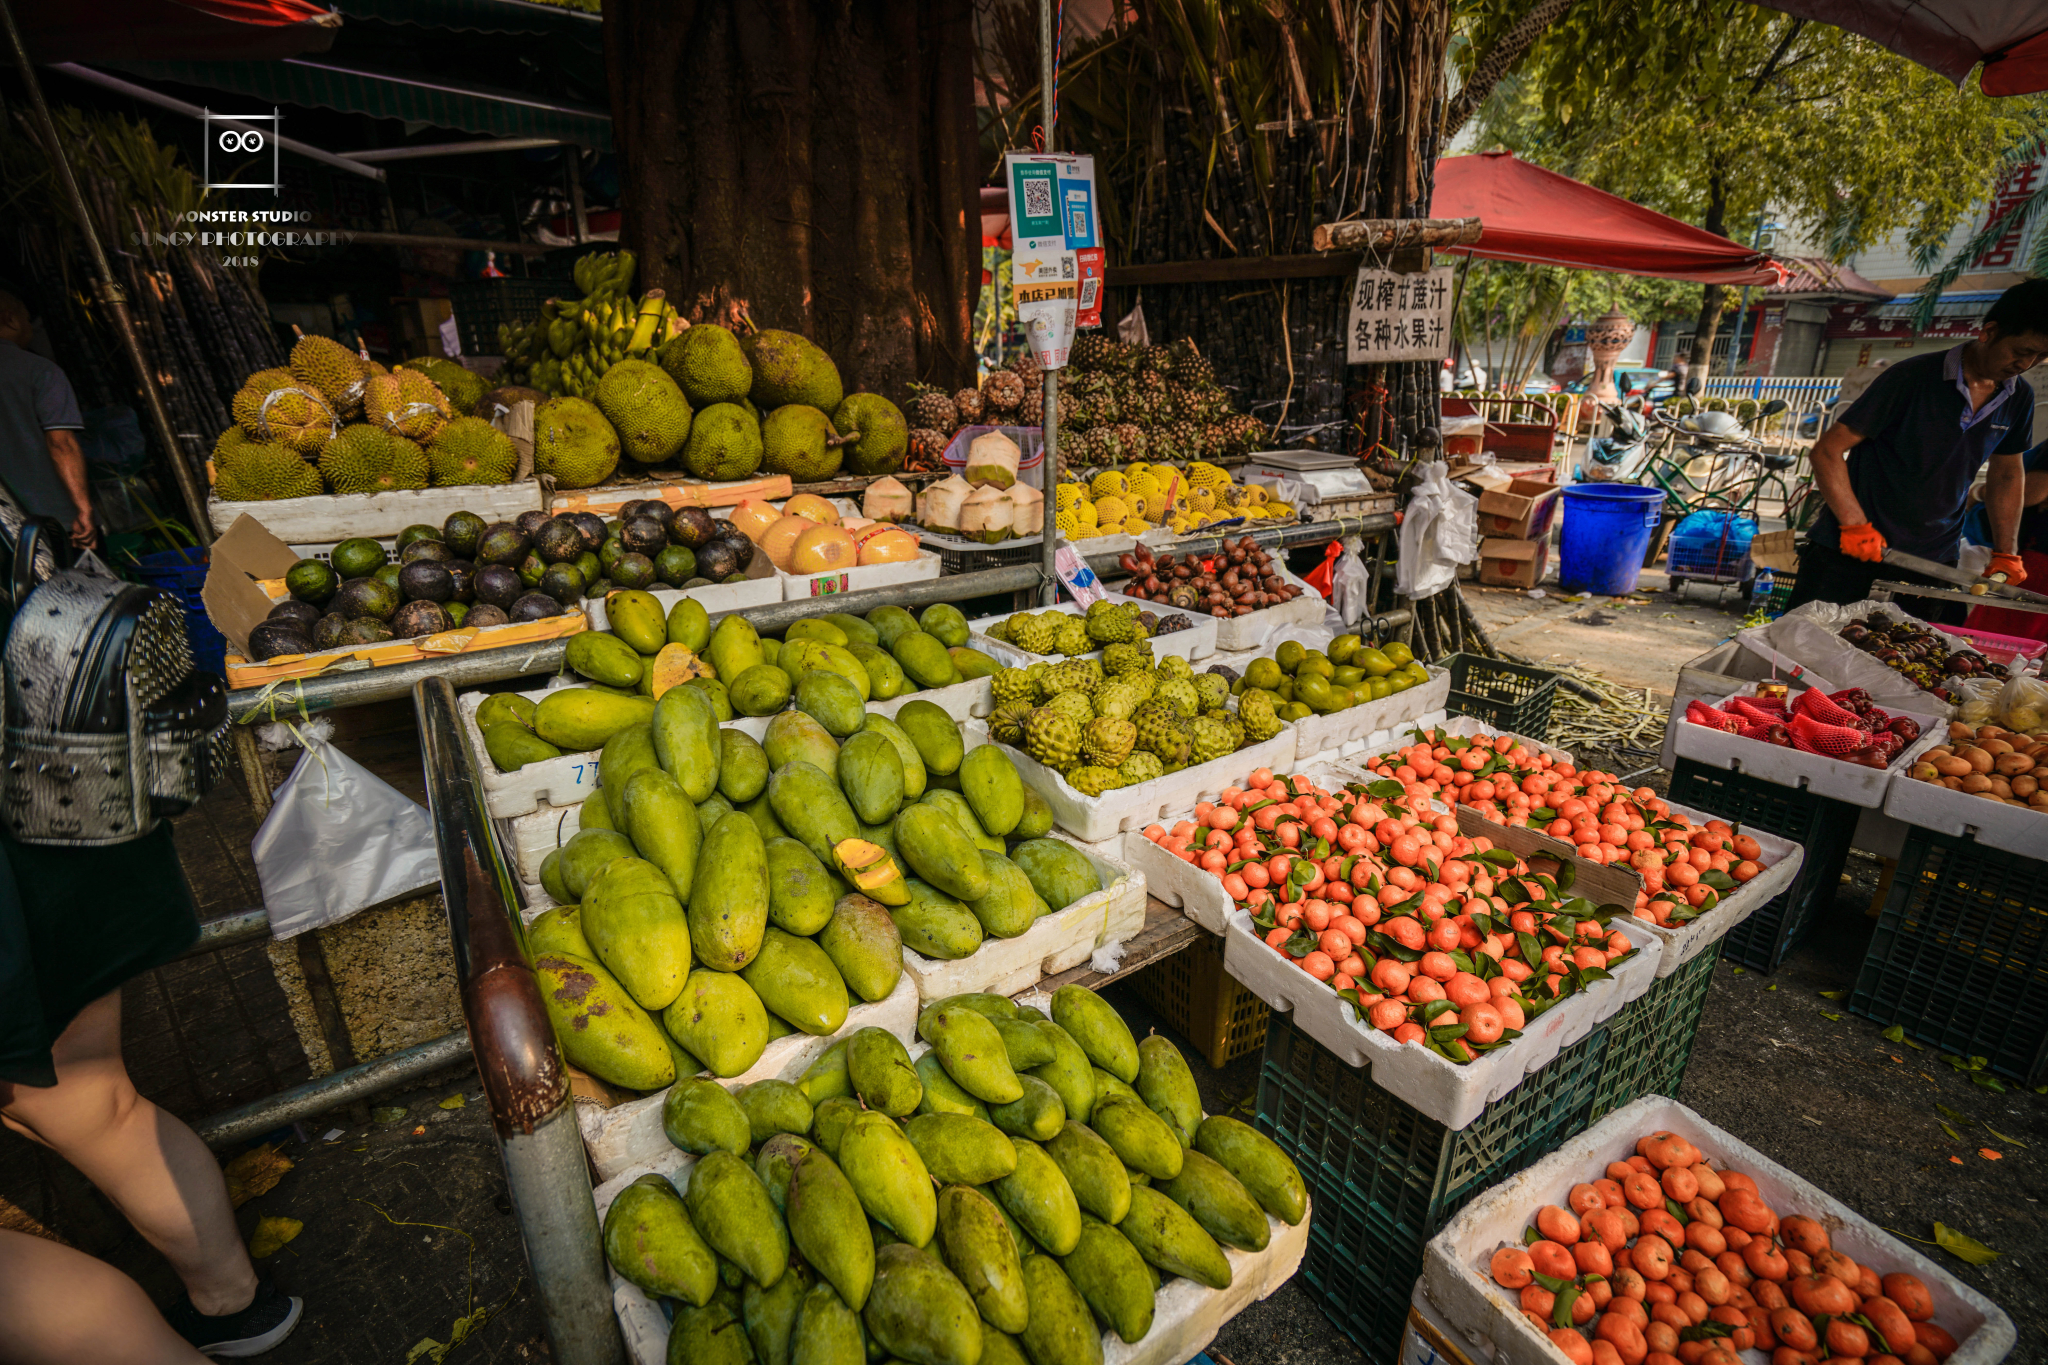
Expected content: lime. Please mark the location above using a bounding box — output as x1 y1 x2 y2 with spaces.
284 558 338 605
1358 647 1396 677
1332 665 1366 688
331 537 388 579
1366 676 1393 701
1330 633 1363 665
1383 641 1415 667
1275 640 1307 674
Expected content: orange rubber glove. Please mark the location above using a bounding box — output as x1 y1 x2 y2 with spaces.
1839 521 1887 563
1988 552 2029 586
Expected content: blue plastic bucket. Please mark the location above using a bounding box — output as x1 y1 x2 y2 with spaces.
1558 485 1666 595
130 548 227 677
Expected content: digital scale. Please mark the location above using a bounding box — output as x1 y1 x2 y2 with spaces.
1239 449 1393 521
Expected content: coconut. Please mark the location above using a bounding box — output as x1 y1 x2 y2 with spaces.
863 475 914 523
919 474 973 536
1008 483 1046 539
959 485 1014 545
964 430 1021 489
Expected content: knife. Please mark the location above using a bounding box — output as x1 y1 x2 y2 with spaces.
1880 547 2048 606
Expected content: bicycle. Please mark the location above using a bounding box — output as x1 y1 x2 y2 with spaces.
1638 402 1797 585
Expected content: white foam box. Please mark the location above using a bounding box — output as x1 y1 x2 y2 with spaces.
577 973 920 1185
1289 665 1453 764
900 835 1146 1001
1884 729 2048 860
1672 682 1942 808
1421 1094 2016 1365
590 1115 1311 1365
580 556 782 627
963 718 1298 844
1210 564 1328 651
969 594 1219 665
1219 906 1661 1132
205 480 542 540
778 550 943 602
1400 1278 1483 1365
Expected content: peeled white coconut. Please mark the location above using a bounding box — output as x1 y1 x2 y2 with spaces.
863 475 914 523
964 430 1020 489
959 485 1014 544
920 474 973 536
1008 483 1046 538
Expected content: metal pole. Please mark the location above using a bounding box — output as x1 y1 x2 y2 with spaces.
1037 0 1060 605
0 0 216 544
193 1030 473 1148
415 675 625 1365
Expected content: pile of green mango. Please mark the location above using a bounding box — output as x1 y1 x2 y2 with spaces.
522 679 1108 1091
1231 635 1434 719
604 985 1308 1365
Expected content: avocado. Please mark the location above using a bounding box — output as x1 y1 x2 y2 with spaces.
474 565 522 608
476 524 529 567
441 511 486 559
398 561 455 604
671 507 716 548
392 600 452 638
399 538 452 565
285 559 338 606
334 577 400 621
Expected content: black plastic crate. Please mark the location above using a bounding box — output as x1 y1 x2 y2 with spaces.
1667 758 1859 973
924 537 1045 576
1849 828 2048 1085
1441 653 1558 741
1257 1011 1607 1364
450 279 556 357
1587 943 1722 1122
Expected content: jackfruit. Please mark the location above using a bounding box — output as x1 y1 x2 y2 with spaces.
364 369 451 444
212 425 253 465
681 402 763 481
407 358 485 416
744 330 843 412
762 405 852 482
214 441 321 501
596 359 693 465
317 424 430 495
233 370 335 455
289 335 369 415
426 416 519 486
833 394 908 477
534 397 621 488
660 325 752 407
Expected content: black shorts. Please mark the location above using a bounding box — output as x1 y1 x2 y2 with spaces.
1784 542 1967 625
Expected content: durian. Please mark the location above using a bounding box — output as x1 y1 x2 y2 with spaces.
214 441 321 502
289 334 369 415
426 416 519 486
364 369 451 443
317 423 430 495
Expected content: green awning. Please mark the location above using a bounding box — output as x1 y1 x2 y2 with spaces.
334 0 599 40
115 56 612 148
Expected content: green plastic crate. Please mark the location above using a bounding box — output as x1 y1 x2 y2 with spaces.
1441 653 1558 742
1587 944 1723 1122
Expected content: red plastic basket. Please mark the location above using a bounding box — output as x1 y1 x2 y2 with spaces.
1948 624 2047 666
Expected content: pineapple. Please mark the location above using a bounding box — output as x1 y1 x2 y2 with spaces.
906 386 959 432
982 368 1025 413
953 388 986 425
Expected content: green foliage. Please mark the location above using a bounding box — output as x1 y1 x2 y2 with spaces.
1455 258 1697 390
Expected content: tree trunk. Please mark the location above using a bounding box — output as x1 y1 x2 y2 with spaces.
602 0 981 397
1686 172 1731 383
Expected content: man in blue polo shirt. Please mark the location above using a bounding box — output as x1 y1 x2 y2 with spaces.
1787 279 2048 618
0 290 94 548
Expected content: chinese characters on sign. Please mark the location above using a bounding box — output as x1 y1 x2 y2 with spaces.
1006 151 1100 369
1976 157 2044 270
1345 266 1454 365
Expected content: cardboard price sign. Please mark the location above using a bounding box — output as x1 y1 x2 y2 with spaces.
1346 265 1454 364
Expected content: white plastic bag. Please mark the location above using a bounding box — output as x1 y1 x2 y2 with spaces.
253 737 441 939
1997 673 2048 732
1329 537 1372 626
1396 462 1479 598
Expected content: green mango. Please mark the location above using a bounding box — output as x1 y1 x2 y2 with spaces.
948 647 1001 681
904 1113 1015 1185
1125 1166 1150 1190
920 1005 1021 1104
1089 1097 1183 1180
1193 1115 1307 1226
994 1020 1053 1073
915 993 1016 1033
863 1243 982 1365
732 662 794 716
668 596 712 651
699 792 736 830
721 728 772 802
475 693 536 732
605 588 668 653
707 614 765 687
652 684 721 802
1135 1035 1201 1149
756 1132 817 1214
823 612 878 648
663 970 770 1077
890 631 956 691
689 812 769 971
846 643 909 701
761 638 783 668
837 730 907 827
993 1199 1035 1264
741 927 850 1037
567 631 645 687
977 1329 1030 1365
1160 1148 1269 1251
796 670 867 738
958 746 1024 837
770 762 860 867
918 604 969 648
788 619 849 647
600 723 663 827
867 605 919 651
913 1053 990 1121
688 676 735 721
663 1076 751 1155
764 836 839 936
783 640 873 701
1044 1121 1130 1225
764 711 843 779
621 768 703 902
765 1012 798 1041
526 904 590 960
846 1026 922 1117
534 952 675 1091
535 690 657 751
584 857 692 1011
858 714 927 800
818 895 905 1004
1051 985 1138 1083
558 828 636 901
746 1261 813 1365
936 1184 1028 1333
811 1095 862 1156
892 699 964 775
1017 1252 1100 1365
790 1149 876 1312
919 791 1003 856
1011 842 1101 915
1028 1022 1096 1126
890 882 984 962
1091 1068 1141 1110
839 1112 938 1247
989 1075 1065 1143
798 1039 852 1105
484 721 561 773
991 1138 1081 1257
603 1172 717 1307
1059 1217 1152 1344
1013 786 1054 840
686 1150 790 1288
792 1282 866 1365
893 804 988 902
1011 1005 1046 1023
743 790 790 842
967 853 1037 941
1117 1185 1230 1289
670 1294 755 1365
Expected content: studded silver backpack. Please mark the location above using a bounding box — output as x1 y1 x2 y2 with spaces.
0 511 230 845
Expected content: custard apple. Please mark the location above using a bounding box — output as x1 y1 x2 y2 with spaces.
1007 612 1061 655
1102 640 1153 676
1158 655 1194 681
1156 676 1200 719
1054 616 1092 656
1066 765 1123 798
1023 708 1081 769
1091 676 1148 722
1082 716 1137 768
1044 689 1094 727
1117 752 1165 786
989 699 1035 746
1195 673 1230 709
992 668 1037 708
1132 699 1189 765
1239 691 1284 743
1041 658 1096 699
1188 715 1235 764
1084 600 1138 645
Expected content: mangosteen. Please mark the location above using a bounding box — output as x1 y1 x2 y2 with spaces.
508 591 564 622
696 539 739 581
247 621 312 661
334 577 400 622
466 603 511 629
443 560 477 602
339 618 395 645
312 613 349 650
515 510 552 539
400 538 453 565
474 565 523 609
267 599 322 632
442 510 487 559
476 523 530 567
540 562 587 605
670 507 716 548
610 553 657 590
398 561 456 604
392 600 453 638
534 518 587 564
518 552 549 588
656 545 697 586
620 515 668 557
566 511 607 551
721 534 755 572
711 518 751 549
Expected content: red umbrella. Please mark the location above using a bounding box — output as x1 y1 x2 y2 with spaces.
10 0 338 63
1743 1 2048 96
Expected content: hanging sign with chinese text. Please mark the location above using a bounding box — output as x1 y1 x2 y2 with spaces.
1345 266 1454 364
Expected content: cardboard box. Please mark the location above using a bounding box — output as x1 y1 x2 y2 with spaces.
1748 527 1799 574
1477 478 1564 539
202 514 304 659
1477 536 1547 588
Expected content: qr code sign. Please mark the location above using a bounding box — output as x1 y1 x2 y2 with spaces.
1022 177 1053 220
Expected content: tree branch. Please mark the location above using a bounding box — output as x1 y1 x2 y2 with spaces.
1746 18 1805 98
1440 0 1585 142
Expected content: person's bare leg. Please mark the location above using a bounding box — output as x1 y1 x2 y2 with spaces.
0 992 258 1315
0 1228 211 1365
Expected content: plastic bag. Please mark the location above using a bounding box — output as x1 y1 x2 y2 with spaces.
1329 538 1372 626
1396 462 1479 598
1997 673 2048 733
1953 676 2004 726
252 736 441 939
